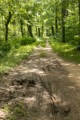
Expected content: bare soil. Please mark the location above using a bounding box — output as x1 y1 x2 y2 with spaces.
0 43 80 120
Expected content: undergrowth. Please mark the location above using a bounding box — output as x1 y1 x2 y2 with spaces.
0 45 34 74
0 36 36 74
35 37 46 47
6 102 29 120
50 39 80 63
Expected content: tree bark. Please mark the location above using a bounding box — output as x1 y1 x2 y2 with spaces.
38 27 41 37
36 27 38 36
78 0 80 44
5 11 12 41
42 25 44 37
51 26 54 35
27 24 33 37
55 7 58 33
20 19 24 36
62 1 66 43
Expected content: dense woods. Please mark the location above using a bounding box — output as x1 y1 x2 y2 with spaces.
0 0 79 42
0 0 80 73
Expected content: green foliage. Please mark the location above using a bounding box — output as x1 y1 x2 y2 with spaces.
0 35 37 74
35 38 46 47
39 41 46 47
10 37 21 49
7 102 29 120
74 35 80 45
0 44 34 74
21 36 36 45
67 35 80 45
0 42 11 52
50 39 80 63
0 42 11 58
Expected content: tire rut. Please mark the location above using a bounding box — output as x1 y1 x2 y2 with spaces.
0 45 79 120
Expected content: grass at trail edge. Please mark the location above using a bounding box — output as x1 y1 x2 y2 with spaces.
0 45 35 74
50 40 80 64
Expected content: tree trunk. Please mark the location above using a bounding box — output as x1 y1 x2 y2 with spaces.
51 26 54 35
55 7 58 33
62 1 66 43
5 11 12 41
38 27 41 37
42 25 44 37
78 0 80 44
20 19 24 36
27 24 33 37
36 27 38 36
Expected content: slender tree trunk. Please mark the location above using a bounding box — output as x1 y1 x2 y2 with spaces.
36 27 38 36
42 21 44 37
62 1 66 43
78 0 80 44
42 25 44 37
27 24 33 37
5 25 8 41
55 7 58 33
20 19 24 36
38 27 41 37
5 11 12 41
51 26 54 35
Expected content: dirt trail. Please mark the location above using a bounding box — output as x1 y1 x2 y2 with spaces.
0 44 80 120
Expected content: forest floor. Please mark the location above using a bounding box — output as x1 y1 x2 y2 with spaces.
0 42 80 120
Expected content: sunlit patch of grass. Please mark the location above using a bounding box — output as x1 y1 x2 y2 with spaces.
5 100 39 120
50 40 80 63
40 41 46 47
35 38 46 47
0 45 34 74
6 102 29 120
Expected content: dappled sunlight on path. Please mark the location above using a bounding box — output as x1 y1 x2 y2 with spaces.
0 43 80 120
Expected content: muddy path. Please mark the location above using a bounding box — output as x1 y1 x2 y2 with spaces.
0 44 80 120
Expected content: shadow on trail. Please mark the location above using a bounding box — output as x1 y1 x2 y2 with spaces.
0 45 80 120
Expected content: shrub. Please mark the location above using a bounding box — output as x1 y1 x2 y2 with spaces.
35 40 46 47
0 42 11 52
10 37 21 49
21 36 36 45
73 35 80 45
0 42 11 58
0 51 3 58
